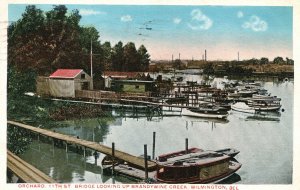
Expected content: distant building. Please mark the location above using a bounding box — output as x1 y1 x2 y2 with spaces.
48 69 92 98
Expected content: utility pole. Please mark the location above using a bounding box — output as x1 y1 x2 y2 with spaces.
90 39 94 90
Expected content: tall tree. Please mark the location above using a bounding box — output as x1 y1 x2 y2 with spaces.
111 41 124 71
123 42 139 71
137 45 150 71
101 41 112 71
44 5 83 73
8 5 46 73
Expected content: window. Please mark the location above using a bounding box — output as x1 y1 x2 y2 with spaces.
81 74 85 79
135 85 139 89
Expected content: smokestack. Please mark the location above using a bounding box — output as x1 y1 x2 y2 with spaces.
205 49 207 61
179 53 181 60
238 52 240 61
172 54 173 63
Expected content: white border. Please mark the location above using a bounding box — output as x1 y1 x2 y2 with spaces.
0 0 299 190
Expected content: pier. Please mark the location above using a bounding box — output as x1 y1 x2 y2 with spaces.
7 150 56 183
7 121 157 171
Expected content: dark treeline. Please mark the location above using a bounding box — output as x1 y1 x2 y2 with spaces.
201 56 294 75
8 5 150 76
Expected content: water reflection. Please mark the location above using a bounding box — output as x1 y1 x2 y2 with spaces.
16 78 293 184
21 140 133 183
230 110 281 122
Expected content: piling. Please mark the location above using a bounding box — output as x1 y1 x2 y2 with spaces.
112 142 115 175
185 138 188 154
52 138 55 152
152 132 156 159
65 142 68 153
144 144 148 180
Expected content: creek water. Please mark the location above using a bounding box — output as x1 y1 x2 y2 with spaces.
18 74 293 184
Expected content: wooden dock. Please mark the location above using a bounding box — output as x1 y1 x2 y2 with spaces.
7 150 56 183
7 120 157 171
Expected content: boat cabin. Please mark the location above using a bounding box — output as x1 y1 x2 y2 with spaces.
156 149 241 183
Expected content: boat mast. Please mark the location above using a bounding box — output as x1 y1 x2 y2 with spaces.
90 39 93 90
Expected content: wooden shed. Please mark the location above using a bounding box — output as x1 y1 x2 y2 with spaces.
49 69 92 98
113 80 155 93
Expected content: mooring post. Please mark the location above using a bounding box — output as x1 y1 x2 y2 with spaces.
65 142 68 153
52 138 55 153
144 144 149 180
152 132 156 159
112 142 115 175
185 138 188 154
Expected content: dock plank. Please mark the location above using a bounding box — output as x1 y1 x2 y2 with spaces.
7 121 157 170
7 150 56 183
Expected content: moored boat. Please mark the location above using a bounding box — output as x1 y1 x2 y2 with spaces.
182 107 228 119
102 147 242 184
156 148 242 184
231 102 256 114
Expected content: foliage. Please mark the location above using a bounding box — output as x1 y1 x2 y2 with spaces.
260 57 269 64
8 5 151 76
273 56 285 65
203 63 214 74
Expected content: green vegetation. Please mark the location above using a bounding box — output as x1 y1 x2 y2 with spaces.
8 5 151 77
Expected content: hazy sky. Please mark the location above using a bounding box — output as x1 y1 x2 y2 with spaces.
9 4 293 61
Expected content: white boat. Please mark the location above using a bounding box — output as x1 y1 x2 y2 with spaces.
182 107 228 119
231 102 256 114
248 95 282 111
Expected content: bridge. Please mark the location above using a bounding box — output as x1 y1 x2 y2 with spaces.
7 121 157 171
7 150 56 183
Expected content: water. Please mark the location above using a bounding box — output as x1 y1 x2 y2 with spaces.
18 75 293 184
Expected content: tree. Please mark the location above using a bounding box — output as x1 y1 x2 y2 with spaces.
8 5 46 73
260 57 269 65
123 42 139 71
137 45 150 71
286 57 294 65
112 41 124 71
273 56 285 64
101 41 112 70
44 5 83 73
203 62 214 74
173 59 182 70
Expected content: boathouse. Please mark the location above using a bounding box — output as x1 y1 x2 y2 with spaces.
102 71 142 89
113 80 155 93
49 69 92 98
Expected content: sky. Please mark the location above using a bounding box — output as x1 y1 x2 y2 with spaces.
8 4 293 61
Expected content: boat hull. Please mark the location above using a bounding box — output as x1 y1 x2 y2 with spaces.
231 102 256 114
182 108 228 119
155 159 242 184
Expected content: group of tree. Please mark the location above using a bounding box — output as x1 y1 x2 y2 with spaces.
243 57 294 65
8 5 151 77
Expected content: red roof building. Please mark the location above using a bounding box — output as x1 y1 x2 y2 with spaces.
49 69 83 79
48 69 92 97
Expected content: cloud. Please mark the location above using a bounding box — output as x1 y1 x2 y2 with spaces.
187 9 213 30
242 15 268 32
120 15 133 22
173 18 182 24
237 11 244 18
79 9 106 16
